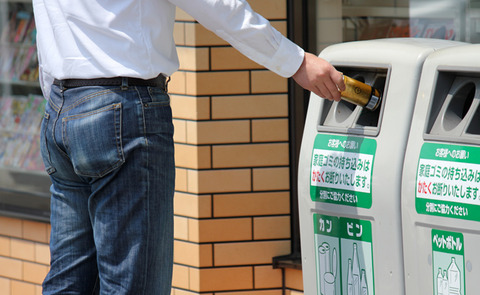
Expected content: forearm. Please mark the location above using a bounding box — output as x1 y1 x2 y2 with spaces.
169 0 304 77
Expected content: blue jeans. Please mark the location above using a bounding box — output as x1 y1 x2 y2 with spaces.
40 82 174 295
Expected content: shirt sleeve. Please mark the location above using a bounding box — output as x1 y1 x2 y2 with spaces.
168 0 304 78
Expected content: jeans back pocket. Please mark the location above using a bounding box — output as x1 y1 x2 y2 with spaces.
62 103 125 178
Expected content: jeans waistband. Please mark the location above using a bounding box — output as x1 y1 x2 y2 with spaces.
53 74 167 90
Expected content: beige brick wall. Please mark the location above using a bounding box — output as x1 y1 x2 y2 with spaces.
171 0 303 293
0 217 50 295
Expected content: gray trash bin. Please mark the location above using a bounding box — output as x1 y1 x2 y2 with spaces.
298 38 461 295
402 44 480 295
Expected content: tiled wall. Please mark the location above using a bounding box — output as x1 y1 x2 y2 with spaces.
0 217 49 295
0 0 305 294
170 0 302 293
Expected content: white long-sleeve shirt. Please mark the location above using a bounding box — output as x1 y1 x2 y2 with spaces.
32 0 305 97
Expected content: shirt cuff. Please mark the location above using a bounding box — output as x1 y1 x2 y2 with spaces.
270 37 305 78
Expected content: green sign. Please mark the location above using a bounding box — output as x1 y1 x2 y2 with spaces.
314 214 375 295
310 134 376 208
416 142 480 221
432 229 465 295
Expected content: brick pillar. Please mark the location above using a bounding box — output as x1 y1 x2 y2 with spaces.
0 217 50 295
170 1 294 293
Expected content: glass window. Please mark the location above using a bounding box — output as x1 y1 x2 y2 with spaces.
0 1 50 222
315 0 477 54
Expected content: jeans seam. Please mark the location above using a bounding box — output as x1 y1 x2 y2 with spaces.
48 99 61 113
139 85 150 294
41 112 56 174
51 93 68 159
143 143 150 295
60 88 123 114
91 275 100 295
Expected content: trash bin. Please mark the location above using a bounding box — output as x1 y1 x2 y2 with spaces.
401 44 480 295
297 38 462 295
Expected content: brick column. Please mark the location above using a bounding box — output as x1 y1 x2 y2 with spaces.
170 1 294 293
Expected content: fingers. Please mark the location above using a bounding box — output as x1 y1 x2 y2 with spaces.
314 81 341 102
326 76 343 101
291 53 346 101
314 67 343 101
331 69 345 92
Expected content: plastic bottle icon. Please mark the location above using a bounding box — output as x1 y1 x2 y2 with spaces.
360 269 368 295
447 257 461 295
437 268 444 295
442 270 448 295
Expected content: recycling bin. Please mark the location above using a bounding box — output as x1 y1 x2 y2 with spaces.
401 44 480 295
297 38 462 295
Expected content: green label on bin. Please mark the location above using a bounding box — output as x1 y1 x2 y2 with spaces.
314 214 375 295
310 134 376 208
416 142 480 221
432 229 465 295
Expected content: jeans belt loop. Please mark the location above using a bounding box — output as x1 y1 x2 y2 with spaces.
59 80 65 93
121 77 128 90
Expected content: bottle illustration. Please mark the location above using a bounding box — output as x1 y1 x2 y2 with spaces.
347 259 353 295
447 257 461 295
442 270 448 295
344 243 369 295
437 268 444 295
340 75 382 111
352 243 361 295
361 269 368 295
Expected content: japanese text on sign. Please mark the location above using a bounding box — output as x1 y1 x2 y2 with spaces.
435 148 469 160
432 233 463 253
425 202 469 217
417 159 480 206
327 139 359 150
311 149 372 193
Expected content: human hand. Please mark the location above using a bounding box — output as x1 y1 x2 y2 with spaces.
292 52 345 101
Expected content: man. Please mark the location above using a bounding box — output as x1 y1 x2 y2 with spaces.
33 0 345 294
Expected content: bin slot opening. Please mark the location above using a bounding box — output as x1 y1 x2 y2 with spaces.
335 97 357 123
426 72 480 144
442 82 475 131
318 66 388 136
352 75 365 83
466 106 480 135
356 75 386 127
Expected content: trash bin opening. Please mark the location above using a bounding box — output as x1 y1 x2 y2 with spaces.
318 66 388 136
443 81 475 131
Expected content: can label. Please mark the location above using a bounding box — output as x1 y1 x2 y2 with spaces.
314 214 375 295
416 142 480 221
310 134 376 208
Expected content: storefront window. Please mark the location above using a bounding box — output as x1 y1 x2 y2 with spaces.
0 2 50 222
315 0 478 53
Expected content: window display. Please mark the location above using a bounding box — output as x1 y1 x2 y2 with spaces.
316 0 476 52
0 1 50 222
